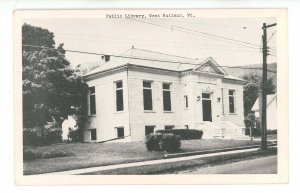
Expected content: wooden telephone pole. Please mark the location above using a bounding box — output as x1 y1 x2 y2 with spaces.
261 23 276 149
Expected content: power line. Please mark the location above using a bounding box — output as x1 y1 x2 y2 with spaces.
153 18 261 30
54 33 263 51
128 18 266 50
267 30 277 43
173 27 262 51
22 44 277 74
54 36 263 54
172 25 261 48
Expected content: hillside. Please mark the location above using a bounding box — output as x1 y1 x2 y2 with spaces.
223 62 277 86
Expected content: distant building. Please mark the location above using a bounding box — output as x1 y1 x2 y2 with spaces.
82 48 248 142
251 94 277 130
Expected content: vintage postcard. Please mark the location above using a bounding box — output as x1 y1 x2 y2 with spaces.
14 9 288 185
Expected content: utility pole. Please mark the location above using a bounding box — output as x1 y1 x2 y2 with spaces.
261 22 276 149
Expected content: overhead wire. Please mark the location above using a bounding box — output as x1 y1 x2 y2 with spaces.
152 18 261 30
267 30 277 43
54 32 263 50
127 18 266 50
22 44 277 74
53 36 263 54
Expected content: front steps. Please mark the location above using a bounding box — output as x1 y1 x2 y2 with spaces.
198 121 249 140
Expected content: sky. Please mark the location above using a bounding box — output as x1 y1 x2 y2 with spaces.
23 17 277 68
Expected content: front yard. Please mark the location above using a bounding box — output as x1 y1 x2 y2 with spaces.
23 139 263 175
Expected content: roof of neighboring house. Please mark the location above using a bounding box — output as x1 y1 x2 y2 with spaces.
251 94 277 112
83 47 246 83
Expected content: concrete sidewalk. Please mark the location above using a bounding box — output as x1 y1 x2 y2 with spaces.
37 146 268 175
164 142 277 158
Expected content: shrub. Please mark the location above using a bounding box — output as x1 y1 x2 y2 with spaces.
41 151 74 159
68 129 83 142
244 113 256 129
245 128 277 136
23 147 74 161
146 133 163 151
23 148 43 161
146 133 181 152
23 127 62 146
155 129 203 140
160 133 181 152
245 128 261 137
267 129 277 135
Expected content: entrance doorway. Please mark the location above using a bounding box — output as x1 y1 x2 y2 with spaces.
202 93 212 122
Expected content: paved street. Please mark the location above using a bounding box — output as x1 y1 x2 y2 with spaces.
176 155 277 174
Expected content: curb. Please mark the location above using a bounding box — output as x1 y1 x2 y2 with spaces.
163 142 277 159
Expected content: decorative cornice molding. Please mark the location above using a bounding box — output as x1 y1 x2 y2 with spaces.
127 64 180 77
83 64 242 84
181 70 225 78
83 65 128 81
222 78 248 85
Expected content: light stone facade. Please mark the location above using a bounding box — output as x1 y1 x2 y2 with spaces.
82 48 247 142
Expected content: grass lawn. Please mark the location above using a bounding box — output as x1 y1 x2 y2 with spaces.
24 139 261 175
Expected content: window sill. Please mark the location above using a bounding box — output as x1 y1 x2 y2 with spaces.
229 113 237 115
115 111 125 114
184 108 189 110
144 110 156 113
88 115 97 117
163 111 174 113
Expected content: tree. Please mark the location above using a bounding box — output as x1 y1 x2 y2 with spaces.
242 73 276 117
22 23 88 142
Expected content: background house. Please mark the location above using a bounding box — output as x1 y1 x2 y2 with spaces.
82 47 248 142
251 94 277 130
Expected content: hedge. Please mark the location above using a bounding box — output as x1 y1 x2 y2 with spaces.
23 147 74 161
267 129 277 135
155 129 203 140
146 133 181 152
245 128 277 137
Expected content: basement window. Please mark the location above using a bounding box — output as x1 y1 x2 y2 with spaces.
116 127 124 138
145 126 155 136
90 129 97 141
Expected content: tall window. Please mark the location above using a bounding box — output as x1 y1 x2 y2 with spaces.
229 90 235 113
184 95 188 108
115 81 124 111
143 81 153 110
163 83 172 111
89 86 96 115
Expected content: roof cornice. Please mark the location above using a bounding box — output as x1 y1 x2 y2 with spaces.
181 70 225 78
83 65 128 81
222 77 248 85
83 63 244 82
